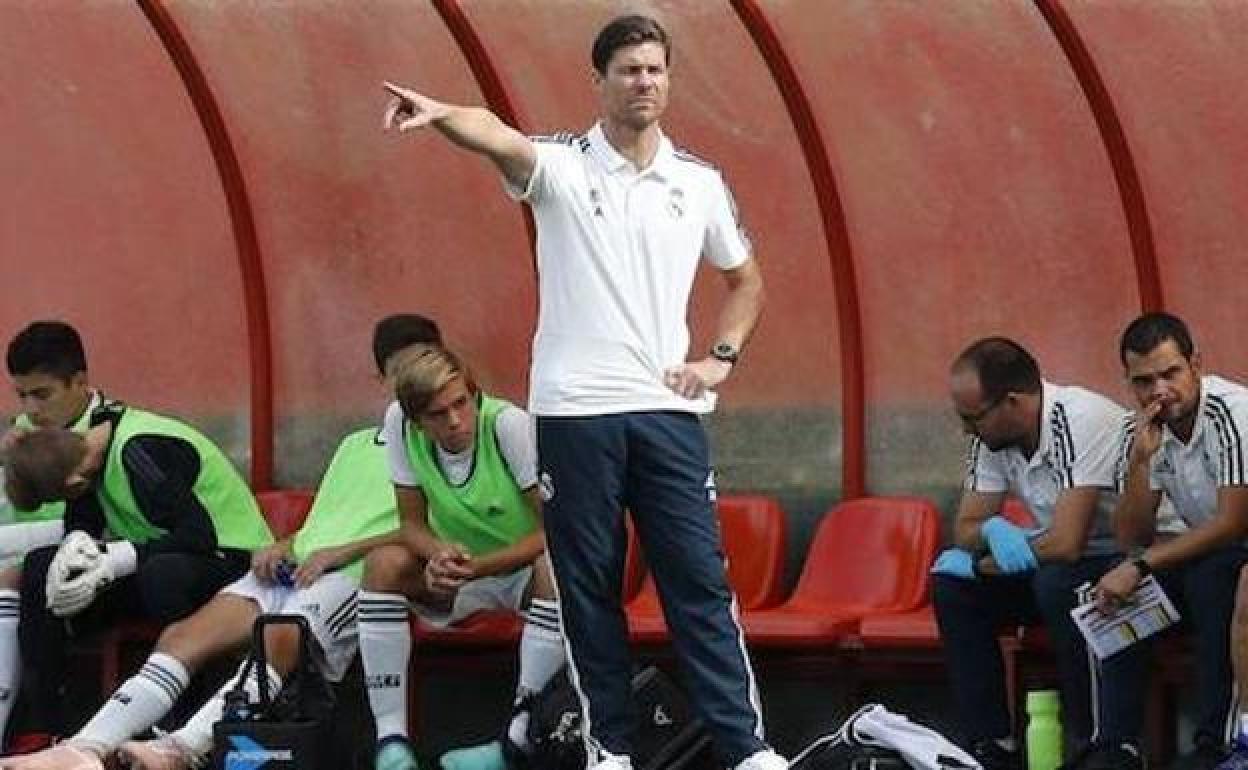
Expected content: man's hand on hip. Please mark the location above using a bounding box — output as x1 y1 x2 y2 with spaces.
664 358 732 400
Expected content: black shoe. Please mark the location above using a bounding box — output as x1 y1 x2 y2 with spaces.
1060 741 1144 770
1170 738 1228 770
500 692 538 770
972 740 1024 770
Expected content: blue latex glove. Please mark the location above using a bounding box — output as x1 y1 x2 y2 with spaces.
980 515 1038 574
931 548 976 579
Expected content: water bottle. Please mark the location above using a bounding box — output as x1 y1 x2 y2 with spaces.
1026 690 1062 770
0 466 14 526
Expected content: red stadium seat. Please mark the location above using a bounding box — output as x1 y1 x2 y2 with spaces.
627 494 788 642
741 496 940 648
856 604 941 649
854 496 1033 649
255 488 315 538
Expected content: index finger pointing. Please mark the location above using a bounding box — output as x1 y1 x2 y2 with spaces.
383 80 410 100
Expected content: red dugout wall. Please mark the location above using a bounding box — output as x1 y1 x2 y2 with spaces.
3 0 1246 506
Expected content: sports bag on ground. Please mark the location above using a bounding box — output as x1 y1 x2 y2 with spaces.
790 704 981 770
528 665 714 770
210 613 337 770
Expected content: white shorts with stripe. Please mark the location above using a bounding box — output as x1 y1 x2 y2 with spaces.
411 566 533 628
221 570 359 681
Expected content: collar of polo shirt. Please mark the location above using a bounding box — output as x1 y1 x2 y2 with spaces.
587 122 676 179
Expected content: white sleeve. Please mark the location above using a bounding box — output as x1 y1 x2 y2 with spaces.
964 437 1009 493
701 173 751 270
1064 398 1124 488
381 401 419 488
504 139 566 205
1211 394 1248 486
493 406 538 490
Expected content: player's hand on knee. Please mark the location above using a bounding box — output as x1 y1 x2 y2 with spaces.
293 545 347 588
253 540 293 583
46 530 102 606
46 535 133 617
425 547 471 598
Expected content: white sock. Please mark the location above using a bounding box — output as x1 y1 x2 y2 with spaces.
76 652 190 751
511 598 564 749
0 590 19 739
359 590 411 741
172 660 282 758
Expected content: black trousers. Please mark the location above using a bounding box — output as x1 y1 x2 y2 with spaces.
18 544 250 734
1097 545 1248 746
538 411 766 766
933 555 1119 749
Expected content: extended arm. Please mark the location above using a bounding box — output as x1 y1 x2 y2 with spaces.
383 81 536 191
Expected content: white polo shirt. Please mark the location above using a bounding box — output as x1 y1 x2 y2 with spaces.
965 381 1125 555
508 123 752 417
1135 375 1248 529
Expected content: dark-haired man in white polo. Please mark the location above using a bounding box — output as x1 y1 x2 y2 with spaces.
379 13 778 770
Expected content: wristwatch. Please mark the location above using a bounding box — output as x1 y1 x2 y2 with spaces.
710 342 739 366
1131 556 1153 578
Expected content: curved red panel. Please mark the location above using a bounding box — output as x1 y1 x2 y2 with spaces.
1056 1 1248 382
1034 0 1161 313
157 2 537 486
431 0 537 253
0 2 251 462
138 0 274 490
731 0 864 497
762 1 1139 498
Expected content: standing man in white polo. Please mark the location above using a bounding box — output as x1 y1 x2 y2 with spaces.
381 13 778 770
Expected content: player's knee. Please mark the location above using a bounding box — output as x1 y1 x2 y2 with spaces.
530 554 557 600
156 616 197 658
1234 567 1248 620
263 625 302 676
364 544 415 591
0 565 22 591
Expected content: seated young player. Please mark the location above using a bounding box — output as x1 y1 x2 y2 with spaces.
358 345 564 770
0 321 106 751
0 313 443 770
3 395 274 750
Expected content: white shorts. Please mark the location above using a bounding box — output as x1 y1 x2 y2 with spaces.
412 566 532 628
222 570 359 681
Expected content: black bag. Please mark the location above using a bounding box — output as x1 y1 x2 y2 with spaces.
209 614 337 770
788 735 910 770
528 665 714 770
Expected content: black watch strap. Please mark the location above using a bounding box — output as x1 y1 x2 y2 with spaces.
1131 556 1153 578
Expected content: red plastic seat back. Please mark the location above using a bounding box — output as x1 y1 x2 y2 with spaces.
622 514 644 602
1002 497 1037 528
718 494 788 610
792 496 940 612
255 489 315 539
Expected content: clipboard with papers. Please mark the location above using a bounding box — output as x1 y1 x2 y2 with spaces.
1070 574 1180 660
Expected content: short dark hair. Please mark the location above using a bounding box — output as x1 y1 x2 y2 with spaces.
3 428 86 510
372 314 442 375
1119 312 1194 365
6 321 87 381
953 337 1043 404
592 15 671 74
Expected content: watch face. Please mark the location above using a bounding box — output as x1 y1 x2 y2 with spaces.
711 343 738 363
